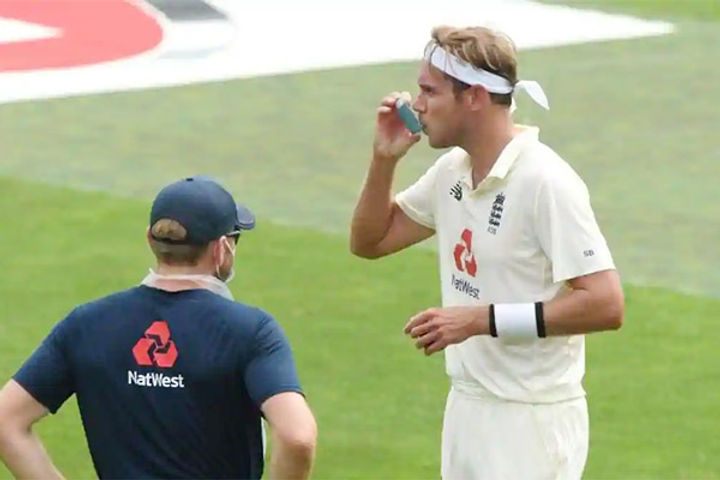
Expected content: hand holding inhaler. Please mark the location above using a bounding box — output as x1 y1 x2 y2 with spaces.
373 92 421 161
395 98 423 134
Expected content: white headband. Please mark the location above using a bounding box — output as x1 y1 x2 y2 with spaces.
425 44 549 110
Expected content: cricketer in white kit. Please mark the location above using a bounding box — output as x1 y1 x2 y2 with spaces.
350 25 624 480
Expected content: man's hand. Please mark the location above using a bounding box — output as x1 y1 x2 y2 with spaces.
373 91 421 161
404 306 489 355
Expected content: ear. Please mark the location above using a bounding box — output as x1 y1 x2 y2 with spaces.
465 85 490 111
146 226 153 244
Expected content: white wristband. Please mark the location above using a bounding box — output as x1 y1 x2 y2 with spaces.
490 303 546 339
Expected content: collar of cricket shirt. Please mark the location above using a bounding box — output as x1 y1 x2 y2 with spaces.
455 125 540 190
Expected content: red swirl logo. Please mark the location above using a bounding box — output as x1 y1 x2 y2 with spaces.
453 228 477 277
132 321 178 368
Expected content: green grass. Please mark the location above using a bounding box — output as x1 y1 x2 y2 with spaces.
1 1 719 478
0 177 718 479
544 0 720 21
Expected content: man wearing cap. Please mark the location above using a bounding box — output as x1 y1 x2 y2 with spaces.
350 26 624 479
0 177 316 480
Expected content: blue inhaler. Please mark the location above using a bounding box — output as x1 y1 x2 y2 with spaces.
395 98 422 134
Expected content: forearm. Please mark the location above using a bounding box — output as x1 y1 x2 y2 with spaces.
407 273 623 354
350 155 398 254
0 430 64 480
543 284 624 335
267 438 315 480
484 280 623 337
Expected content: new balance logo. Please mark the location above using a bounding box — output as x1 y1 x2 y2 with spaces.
487 192 506 235
132 321 178 368
450 182 462 201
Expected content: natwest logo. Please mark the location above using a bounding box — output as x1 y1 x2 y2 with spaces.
453 229 477 277
132 321 178 368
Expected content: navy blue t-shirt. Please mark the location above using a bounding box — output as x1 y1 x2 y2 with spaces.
13 286 302 480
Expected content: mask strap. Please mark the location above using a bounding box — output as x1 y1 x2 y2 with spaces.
215 236 236 281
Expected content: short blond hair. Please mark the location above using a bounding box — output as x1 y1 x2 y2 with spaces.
148 219 208 266
429 26 518 105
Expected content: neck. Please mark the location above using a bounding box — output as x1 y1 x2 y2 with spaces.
155 263 211 276
461 110 514 189
152 263 216 292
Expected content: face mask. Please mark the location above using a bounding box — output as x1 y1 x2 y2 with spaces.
141 269 234 300
215 236 236 284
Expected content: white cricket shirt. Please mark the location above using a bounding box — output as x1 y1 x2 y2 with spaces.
395 127 615 403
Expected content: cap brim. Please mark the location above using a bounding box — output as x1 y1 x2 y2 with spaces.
235 204 256 230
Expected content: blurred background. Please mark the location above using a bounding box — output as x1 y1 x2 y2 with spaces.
0 1 718 478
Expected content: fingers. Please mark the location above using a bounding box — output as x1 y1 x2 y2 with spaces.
423 339 446 356
377 106 392 114
408 320 435 338
403 308 437 334
414 329 447 356
406 308 447 355
415 329 448 356
415 329 438 350
380 91 401 108
377 92 400 118
380 91 412 108
374 90 419 159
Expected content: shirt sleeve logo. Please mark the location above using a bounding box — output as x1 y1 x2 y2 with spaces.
132 321 178 368
453 228 478 277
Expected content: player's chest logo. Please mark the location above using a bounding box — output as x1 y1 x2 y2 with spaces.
487 192 506 235
453 228 477 277
132 320 178 368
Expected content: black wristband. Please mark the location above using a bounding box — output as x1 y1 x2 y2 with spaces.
534 302 546 338
489 304 497 337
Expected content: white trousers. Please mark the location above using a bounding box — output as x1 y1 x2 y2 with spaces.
441 384 589 480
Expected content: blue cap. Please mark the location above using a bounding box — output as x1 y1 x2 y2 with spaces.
150 176 255 245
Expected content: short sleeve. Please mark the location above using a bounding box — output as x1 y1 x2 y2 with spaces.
534 169 615 283
13 317 75 414
394 161 440 229
244 314 302 407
